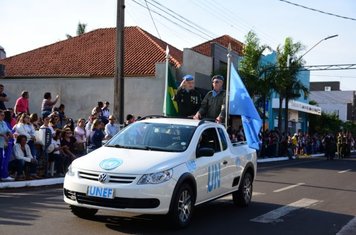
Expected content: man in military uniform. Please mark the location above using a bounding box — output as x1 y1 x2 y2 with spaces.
193 75 226 123
173 74 202 117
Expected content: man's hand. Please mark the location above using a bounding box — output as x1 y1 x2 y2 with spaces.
215 116 223 123
179 80 186 89
193 112 201 120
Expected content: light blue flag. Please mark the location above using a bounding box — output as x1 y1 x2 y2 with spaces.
229 63 262 150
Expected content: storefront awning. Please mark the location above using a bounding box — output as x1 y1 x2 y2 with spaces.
272 98 321 115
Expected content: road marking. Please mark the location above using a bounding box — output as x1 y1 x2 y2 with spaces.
273 183 305 193
252 192 266 196
250 198 320 223
221 192 265 200
337 217 356 235
338 169 352 174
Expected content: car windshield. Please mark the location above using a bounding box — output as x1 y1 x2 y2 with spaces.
106 122 196 152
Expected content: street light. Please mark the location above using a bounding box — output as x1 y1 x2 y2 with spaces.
298 34 338 60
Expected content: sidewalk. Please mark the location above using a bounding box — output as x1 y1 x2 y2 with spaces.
257 153 325 163
0 153 327 189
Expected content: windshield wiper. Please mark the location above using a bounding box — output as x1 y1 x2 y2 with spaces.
106 144 124 148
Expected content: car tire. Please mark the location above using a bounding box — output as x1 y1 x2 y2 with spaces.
70 205 98 219
232 172 253 207
169 183 195 228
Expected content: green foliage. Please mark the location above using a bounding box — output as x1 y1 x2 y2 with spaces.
239 31 271 98
76 22 87 36
66 22 87 39
309 112 343 134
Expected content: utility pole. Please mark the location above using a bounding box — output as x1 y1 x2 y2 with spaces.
114 0 125 124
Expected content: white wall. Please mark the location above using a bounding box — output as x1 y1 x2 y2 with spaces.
0 70 166 122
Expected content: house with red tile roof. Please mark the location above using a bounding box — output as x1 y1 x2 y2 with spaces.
0 26 183 119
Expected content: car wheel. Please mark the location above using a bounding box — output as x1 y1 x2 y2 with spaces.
169 183 195 228
233 172 253 207
70 205 98 219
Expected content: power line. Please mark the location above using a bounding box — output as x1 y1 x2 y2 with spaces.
131 0 212 40
148 0 217 38
206 0 280 46
279 0 356 21
144 0 161 39
145 0 215 39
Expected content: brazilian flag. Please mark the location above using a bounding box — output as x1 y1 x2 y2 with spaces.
163 65 179 116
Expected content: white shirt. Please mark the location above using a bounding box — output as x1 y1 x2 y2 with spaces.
105 123 119 139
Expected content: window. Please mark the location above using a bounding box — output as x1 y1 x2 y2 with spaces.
197 128 221 153
218 128 228 150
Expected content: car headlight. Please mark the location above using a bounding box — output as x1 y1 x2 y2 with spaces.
66 164 76 177
137 169 173 184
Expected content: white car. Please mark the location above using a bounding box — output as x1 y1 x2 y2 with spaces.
63 117 257 227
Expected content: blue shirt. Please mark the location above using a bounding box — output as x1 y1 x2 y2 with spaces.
0 120 11 148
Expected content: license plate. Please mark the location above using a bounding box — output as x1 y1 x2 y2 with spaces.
87 186 114 199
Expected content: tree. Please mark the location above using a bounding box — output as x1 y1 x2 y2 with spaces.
274 37 308 133
66 22 87 39
239 31 274 131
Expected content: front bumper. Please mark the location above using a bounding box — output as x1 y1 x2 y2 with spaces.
63 170 177 214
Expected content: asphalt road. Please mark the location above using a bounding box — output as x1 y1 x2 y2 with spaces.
1 157 356 235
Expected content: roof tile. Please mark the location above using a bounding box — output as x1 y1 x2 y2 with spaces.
0 26 182 78
192 35 244 57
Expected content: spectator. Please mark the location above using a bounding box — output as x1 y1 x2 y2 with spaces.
88 119 105 151
101 101 110 124
61 128 77 168
41 92 59 118
6 108 17 127
49 112 61 130
193 75 226 123
40 115 55 137
92 101 104 117
48 129 65 177
105 115 119 140
173 74 202 117
74 118 87 155
0 110 14 181
57 104 67 128
63 118 74 133
12 135 39 180
14 90 30 115
0 84 9 111
30 113 41 130
12 113 37 158
85 114 97 139
124 114 135 127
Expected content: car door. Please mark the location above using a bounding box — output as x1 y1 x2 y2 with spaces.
217 127 237 192
194 127 229 203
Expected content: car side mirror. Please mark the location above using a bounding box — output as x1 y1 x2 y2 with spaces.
196 147 215 158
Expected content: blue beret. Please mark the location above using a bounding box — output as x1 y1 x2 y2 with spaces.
183 74 194 81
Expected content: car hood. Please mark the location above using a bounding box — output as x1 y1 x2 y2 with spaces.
71 146 187 174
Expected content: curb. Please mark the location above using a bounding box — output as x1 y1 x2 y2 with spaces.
257 153 325 163
0 177 64 189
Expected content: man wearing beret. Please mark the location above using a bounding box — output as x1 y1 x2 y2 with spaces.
193 75 226 123
173 74 202 117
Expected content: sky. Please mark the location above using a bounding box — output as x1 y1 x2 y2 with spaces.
1 0 356 90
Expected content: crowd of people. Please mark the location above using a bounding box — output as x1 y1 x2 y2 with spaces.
256 130 355 159
0 85 139 182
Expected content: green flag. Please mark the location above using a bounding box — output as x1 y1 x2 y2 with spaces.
163 65 179 116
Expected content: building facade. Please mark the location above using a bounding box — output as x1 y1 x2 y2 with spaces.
310 82 356 122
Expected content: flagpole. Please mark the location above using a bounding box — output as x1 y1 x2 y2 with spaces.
163 45 170 116
225 43 232 128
